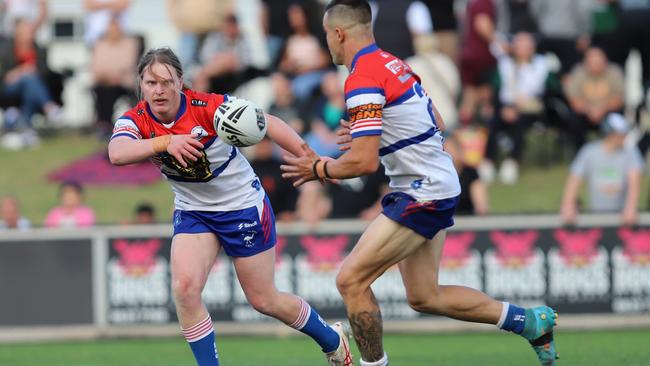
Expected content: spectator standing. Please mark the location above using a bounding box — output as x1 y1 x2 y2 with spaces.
565 47 625 151
91 16 139 139
44 181 96 228
459 0 498 124
0 195 31 230
560 113 644 226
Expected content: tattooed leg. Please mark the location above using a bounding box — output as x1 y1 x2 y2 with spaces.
348 290 384 362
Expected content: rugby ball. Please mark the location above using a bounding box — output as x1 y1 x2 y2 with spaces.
213 98 267 147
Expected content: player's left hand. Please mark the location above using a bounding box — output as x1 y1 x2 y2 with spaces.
281 143 322 187
336 119 352 151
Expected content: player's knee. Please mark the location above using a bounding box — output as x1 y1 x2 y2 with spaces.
172 275 203 303
247 293 275 316
407 290 442 314
335 270 362 298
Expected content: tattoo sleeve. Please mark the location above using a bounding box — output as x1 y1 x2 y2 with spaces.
348 294 384 362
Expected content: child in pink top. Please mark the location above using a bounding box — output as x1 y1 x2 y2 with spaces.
44 181 96 228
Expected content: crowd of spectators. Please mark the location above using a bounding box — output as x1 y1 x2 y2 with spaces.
1 0 649 229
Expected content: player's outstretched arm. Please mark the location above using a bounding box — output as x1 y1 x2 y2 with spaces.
265 113 308 158
108 134 204 167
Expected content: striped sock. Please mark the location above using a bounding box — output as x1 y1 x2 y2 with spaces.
289 297 340 353
182 315 219 366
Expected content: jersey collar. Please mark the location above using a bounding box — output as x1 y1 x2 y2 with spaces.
351 43 379 72
146 91 187 125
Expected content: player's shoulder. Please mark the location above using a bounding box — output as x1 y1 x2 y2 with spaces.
118 100 148 123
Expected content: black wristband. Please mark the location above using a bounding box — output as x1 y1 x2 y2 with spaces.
312 159 321 179
323 161 332 179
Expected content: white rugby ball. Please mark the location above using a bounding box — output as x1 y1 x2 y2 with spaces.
213 98 267 147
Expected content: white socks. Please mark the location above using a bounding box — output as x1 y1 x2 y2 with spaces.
360 352 388 366
496 301 509 329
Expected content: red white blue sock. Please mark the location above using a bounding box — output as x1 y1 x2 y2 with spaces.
289 297 340 353
497 302 526 334
182 315 219 366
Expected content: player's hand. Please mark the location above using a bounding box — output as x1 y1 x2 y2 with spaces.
167 134 204 168
336 119 352 152
560 204 577 226
621 205 637 227
281 143 322 187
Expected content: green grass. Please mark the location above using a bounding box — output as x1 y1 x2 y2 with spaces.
1 132 648 225
0 329 649 365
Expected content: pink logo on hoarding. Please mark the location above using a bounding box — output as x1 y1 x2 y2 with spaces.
442 232 476 268
300 235 350 271
113 239 162 276
619 228 650 265
490 230 539 267
554 229 602 266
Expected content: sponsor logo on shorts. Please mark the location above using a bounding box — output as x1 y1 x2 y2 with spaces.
238 221 258 230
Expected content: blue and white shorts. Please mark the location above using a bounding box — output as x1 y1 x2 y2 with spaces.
381 192 458 240
172 196 276 257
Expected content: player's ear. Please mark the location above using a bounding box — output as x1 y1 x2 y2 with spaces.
336 27 344 43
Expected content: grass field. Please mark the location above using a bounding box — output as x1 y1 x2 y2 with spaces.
1 132 648 225
1 329 649 366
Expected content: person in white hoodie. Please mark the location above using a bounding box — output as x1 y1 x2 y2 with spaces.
480 31 548 184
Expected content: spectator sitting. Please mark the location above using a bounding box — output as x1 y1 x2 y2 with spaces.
1 0 47 36
193 13 254 94
406 37 461 131
327 165 390 221
277 3 331 102
303 71 347 158
249 136 299 222
91 16 138 139
481 31 548 184
445 133 489 216
83 0 130 47
0 195 31 230
560 113 644 227
565 47 625 152
167 0 233 71
0 18 62 142
44 181 96 228
133 202 156 224
267 73 304 134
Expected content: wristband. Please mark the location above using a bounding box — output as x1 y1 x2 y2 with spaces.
151 135 171 154
312 159 322 179
323 161 332 179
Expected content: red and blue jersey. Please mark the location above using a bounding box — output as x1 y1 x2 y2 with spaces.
111 90 264 211
344 43 460 200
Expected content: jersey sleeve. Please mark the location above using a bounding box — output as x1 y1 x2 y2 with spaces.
111 112 142 140
345 74 386 138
